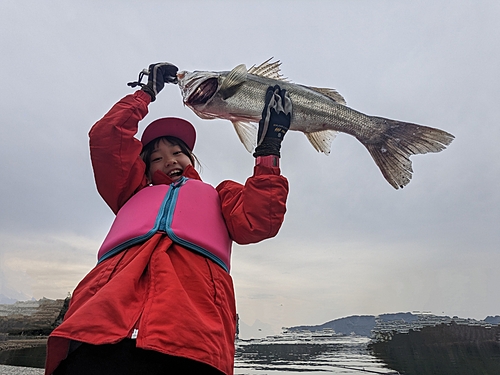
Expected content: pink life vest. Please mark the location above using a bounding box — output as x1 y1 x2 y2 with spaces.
97 177 233 272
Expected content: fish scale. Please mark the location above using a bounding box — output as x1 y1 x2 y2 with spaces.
177 60 454 189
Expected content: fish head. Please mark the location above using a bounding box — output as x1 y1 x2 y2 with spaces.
177 64 258 131
177 70 221 107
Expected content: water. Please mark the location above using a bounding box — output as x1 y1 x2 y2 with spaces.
234 333 397 374
3 324 500 374
1 334 395 375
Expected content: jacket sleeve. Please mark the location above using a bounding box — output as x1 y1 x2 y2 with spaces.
89 90 151 214
216 165 289 245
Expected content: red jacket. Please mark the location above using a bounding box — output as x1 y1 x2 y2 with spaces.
45 90 288 375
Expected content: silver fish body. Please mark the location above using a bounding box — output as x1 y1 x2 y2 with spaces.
177 60 454 189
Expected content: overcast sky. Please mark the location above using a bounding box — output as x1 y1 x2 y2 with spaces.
1 0 499 336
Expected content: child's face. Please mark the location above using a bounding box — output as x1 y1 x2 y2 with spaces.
148 138 193 182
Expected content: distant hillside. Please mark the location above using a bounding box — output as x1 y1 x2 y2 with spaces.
484 315 500 324
0 294 17 305
288 312 466 337
289 315 376 336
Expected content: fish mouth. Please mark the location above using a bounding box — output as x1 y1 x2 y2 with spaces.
177 71 219 106
187 77 218 105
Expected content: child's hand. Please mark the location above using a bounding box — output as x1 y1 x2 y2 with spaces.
141 62 179 102
253 85 293 158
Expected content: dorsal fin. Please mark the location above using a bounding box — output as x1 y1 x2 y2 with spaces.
219 64 247 94
308 86 347 105
305 129 338 155
248 58 288 81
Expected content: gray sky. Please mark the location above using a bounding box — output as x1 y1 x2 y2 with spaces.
1 0 499 335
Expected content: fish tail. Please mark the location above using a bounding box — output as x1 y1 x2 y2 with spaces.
364 116 454 189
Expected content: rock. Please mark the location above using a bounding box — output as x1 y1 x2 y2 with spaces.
0 298 68 335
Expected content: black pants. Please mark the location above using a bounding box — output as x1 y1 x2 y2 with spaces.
53 339 225 375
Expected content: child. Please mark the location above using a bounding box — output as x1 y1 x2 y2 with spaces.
45 63 290 375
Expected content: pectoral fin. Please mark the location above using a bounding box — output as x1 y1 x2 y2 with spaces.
305 130 338 155
220 64 248 99
232 120 257 152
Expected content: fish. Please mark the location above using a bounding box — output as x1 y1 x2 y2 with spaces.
176 59 454 189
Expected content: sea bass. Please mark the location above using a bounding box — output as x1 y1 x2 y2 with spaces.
177 59 454 189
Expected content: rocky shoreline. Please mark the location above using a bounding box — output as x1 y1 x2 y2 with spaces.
369 323 500 375
0 336 48 368
0 337 48 352
0 298 69 368
0 298 69 336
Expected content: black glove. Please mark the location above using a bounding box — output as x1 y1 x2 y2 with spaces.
128 63 178 102
253 85 292 157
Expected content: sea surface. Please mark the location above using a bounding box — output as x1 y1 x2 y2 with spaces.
234 333 397 374
0 333 396 374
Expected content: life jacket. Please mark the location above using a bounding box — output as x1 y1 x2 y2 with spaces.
97 177 233 272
